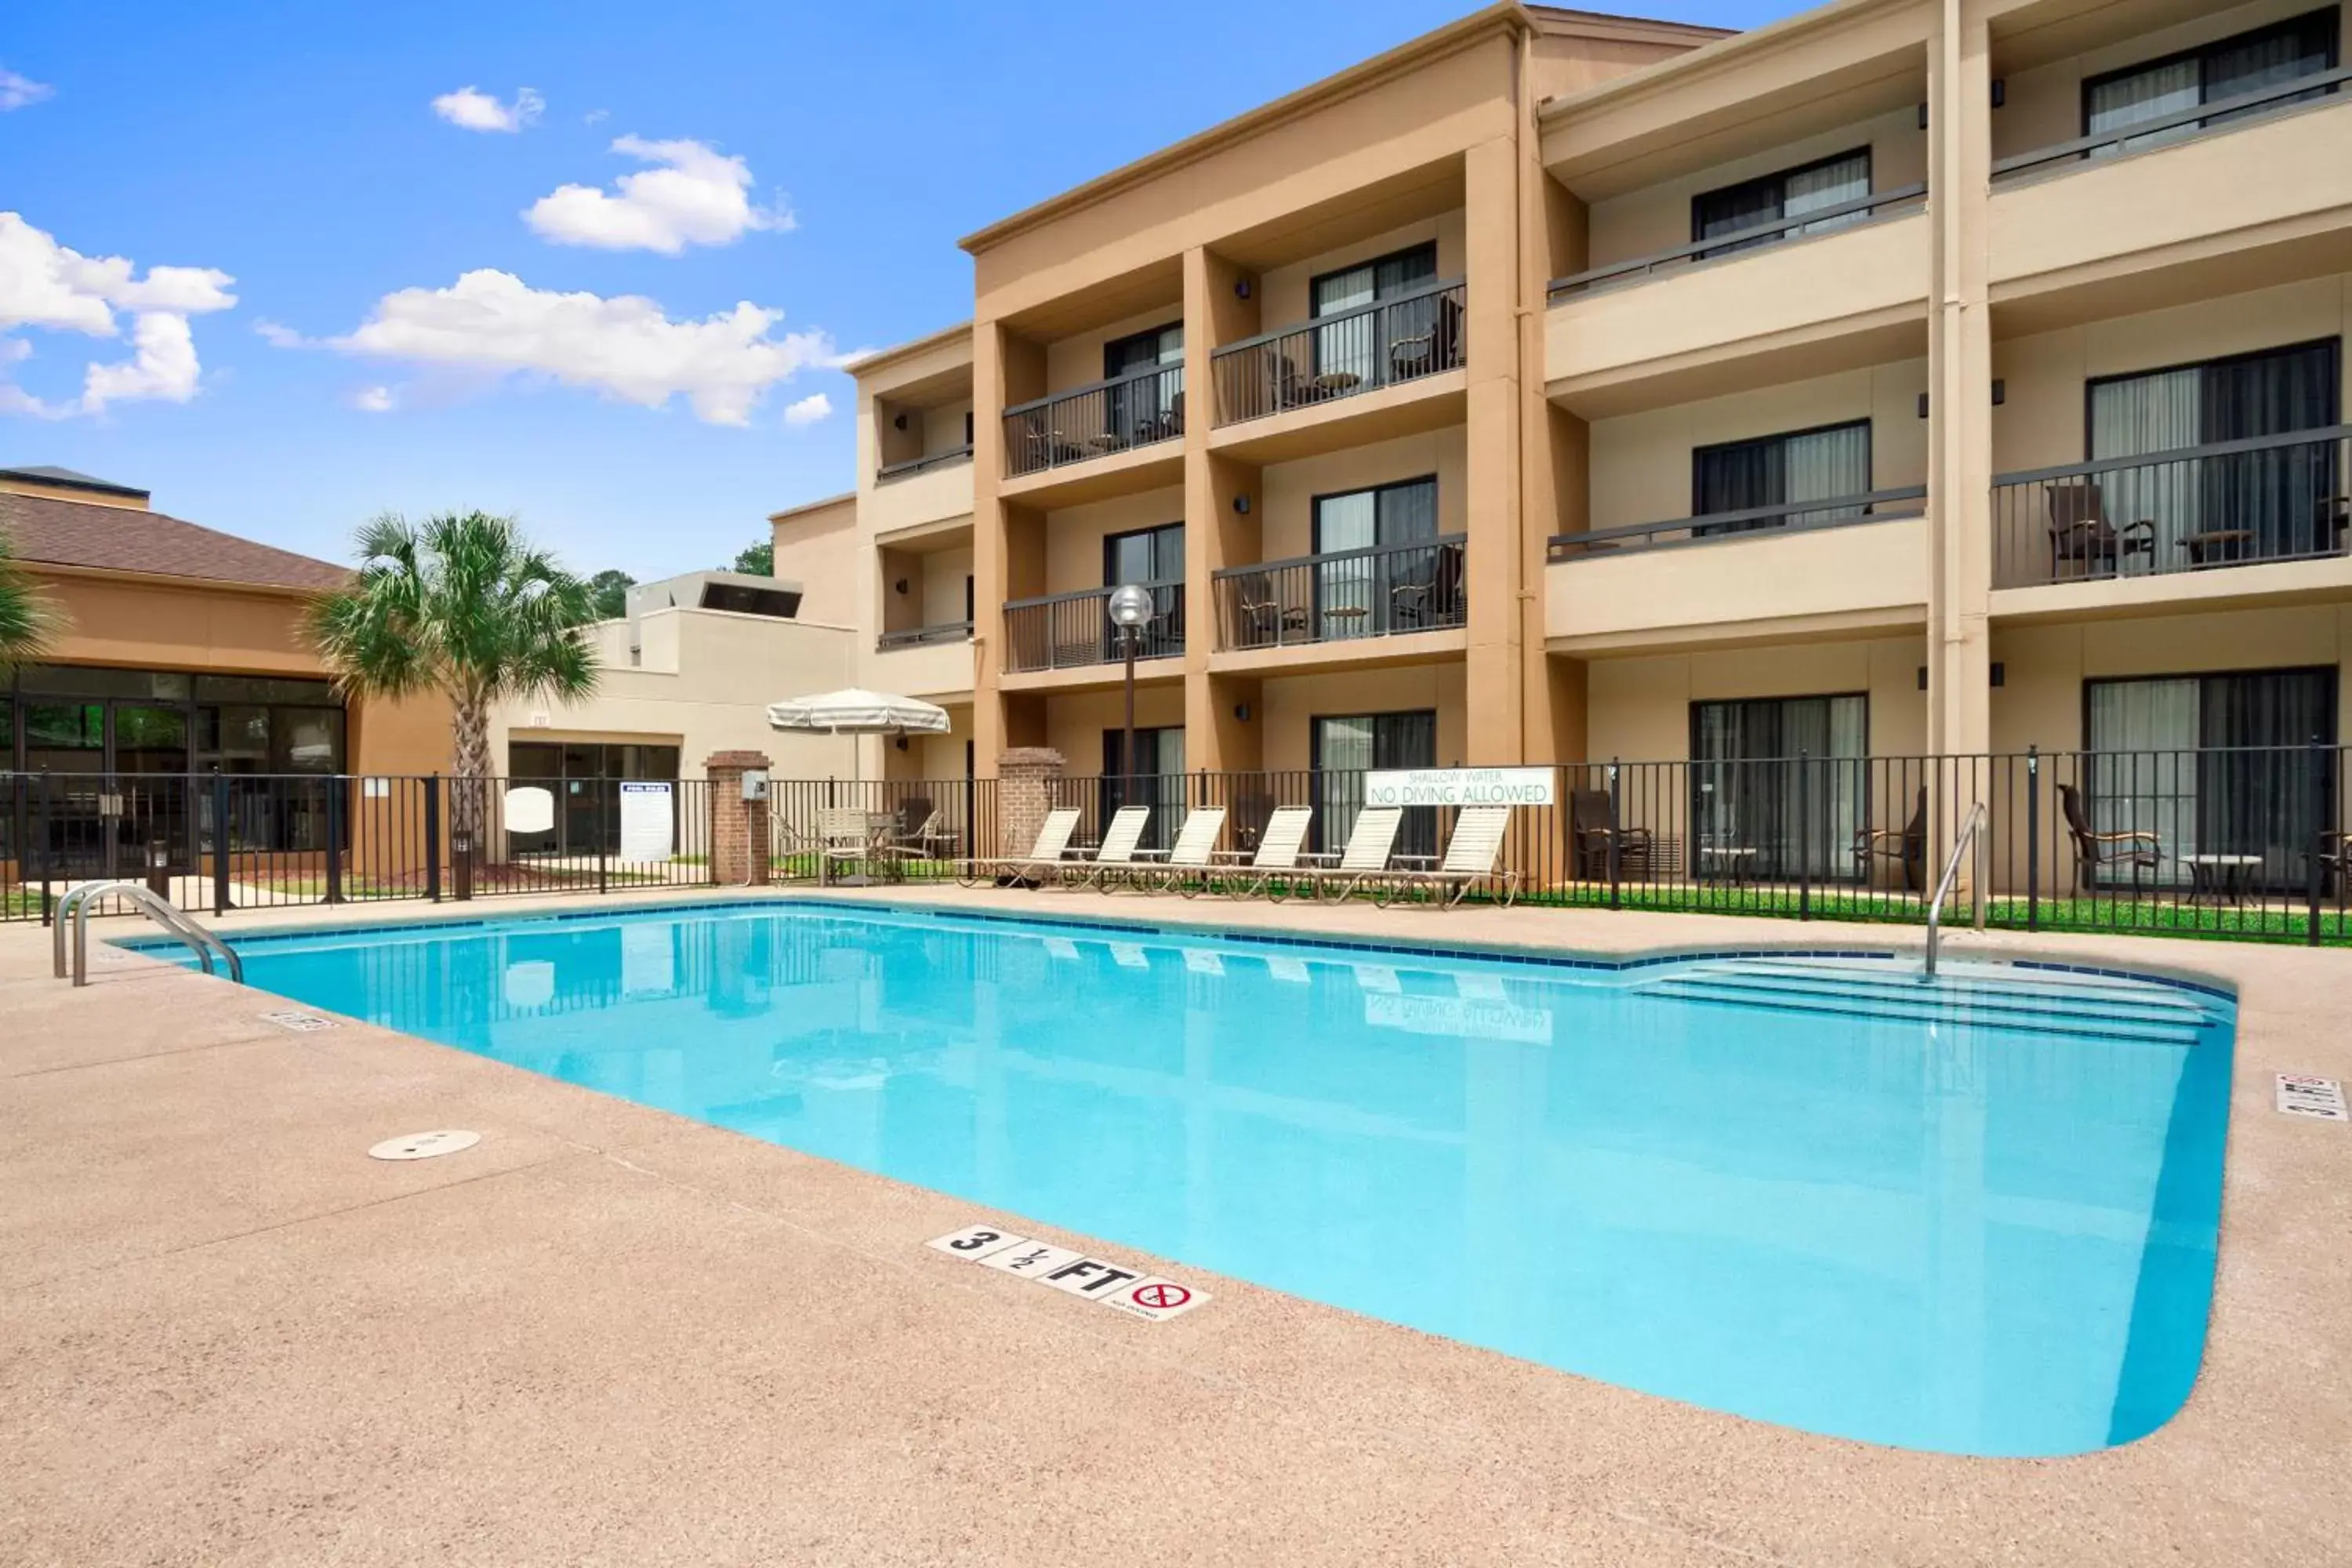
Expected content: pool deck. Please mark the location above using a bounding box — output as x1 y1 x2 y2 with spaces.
3 884 2348 1566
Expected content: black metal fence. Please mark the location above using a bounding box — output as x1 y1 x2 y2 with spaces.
12 750 2343 946
1001 363 1184 478
1993 427 2350 589
1001 581 1185 673
1209 278 1465 425
1212 536 1467 651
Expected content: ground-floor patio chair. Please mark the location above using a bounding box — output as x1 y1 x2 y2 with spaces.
2056 782 2164 893
1058 806 1151 890
1852 786 1928 891
1134 808 1228 895
1374 805 1519 909
957 807 1081 887
1305 806 1404 905
1569 787 1653 880
1209 805 1315 899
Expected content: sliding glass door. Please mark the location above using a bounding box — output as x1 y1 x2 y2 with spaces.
2085 9 2339 154
2085 668 2336 890
1102 726 1185 851
1311 241 1437 387
1690 695 1868 881
1693 420 1871 534
1102 522 1185 661
1312 710 1437 860
1312 476 1439 639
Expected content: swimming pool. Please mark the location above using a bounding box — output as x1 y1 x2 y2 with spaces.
159 899 2233 1457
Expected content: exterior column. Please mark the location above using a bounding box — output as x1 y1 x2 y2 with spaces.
704 749 772 885
993 746 1065 861
1926 0 1994 764
1464 134 1526 764
972 320 1011 776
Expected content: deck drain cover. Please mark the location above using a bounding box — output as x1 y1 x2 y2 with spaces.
368 1130 481 1162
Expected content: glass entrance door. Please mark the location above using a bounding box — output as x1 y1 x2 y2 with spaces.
114 704 194 873
20 701 111 877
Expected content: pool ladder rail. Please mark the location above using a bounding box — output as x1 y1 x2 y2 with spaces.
1923 801 1989 981
52 880 244 988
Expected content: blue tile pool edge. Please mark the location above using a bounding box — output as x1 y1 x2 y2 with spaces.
106 891 2241 1004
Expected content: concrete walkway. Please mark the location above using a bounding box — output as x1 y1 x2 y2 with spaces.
2 887 2348 1566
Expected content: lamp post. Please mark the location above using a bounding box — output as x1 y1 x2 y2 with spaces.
1105 583 1155 815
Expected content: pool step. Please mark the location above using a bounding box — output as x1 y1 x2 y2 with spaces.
1642 971 2209 1046
1668 962 2217 1029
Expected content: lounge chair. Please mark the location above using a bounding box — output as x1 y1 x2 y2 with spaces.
958 807 1082 887
1209 805 1314 899
1134 807 1228 895
1374 805 1519 909
1852 786 1927 891
1305 806 1404 904
1058 806 1151 891
2056 783 2163 893
1570 787 1652 880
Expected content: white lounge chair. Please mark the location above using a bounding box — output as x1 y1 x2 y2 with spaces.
1305 806 1404 904
958 807 1082 887
1375 804 1519 908
1134 807 1228 895
1209 806 1314 899
1058 806 1152 890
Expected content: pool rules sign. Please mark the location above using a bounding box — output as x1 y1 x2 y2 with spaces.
926 1223 1211 1322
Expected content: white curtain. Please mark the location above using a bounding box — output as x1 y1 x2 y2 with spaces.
2088 677 2200 875
2088 58 2201 155
1784 151 1871 236
2091 368 2201 564
1785 423 1871 526
1314 490 1377 641
1312 267 1377 389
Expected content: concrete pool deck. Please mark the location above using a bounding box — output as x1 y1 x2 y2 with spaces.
2 886 2347 1566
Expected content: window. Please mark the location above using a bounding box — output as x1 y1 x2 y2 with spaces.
1690 695 1868 882
1311 476 1446 639
506 741 682 857
1692 419 1871 534
1312 710 1439 859
1102 522 1185 660
699 582 802 618
1102 726 1186 851
2087 338 2341 564
1309 241 1439 387
2084 669 2337 890
2085 9 2339 154
1692 148 1871 260
1102 321 1182 447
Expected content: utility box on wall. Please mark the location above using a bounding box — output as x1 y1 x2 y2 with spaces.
741 769 770 803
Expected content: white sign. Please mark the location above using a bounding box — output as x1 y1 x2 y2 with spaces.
618 781 674 860
927 1223 1210 1323
362 777 391 800
2276 1073 2347 1122
504 785 555 836
1363 767 1555 808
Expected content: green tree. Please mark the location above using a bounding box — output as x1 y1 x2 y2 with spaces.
0 529 61 676
586 568 634 619
305 512 598 808
731 539 773 575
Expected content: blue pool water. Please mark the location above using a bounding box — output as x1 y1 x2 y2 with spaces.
161 900 2234 1457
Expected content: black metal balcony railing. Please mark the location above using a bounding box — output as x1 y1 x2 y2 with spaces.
1546 183 1926 299
1993 65 2349 183
876 445 972 481
876 621 972 652
1546 485 1927 561
1991 427 2350 590
1212 535 1467 651
1000 580 1185 673
1001 364 1183 479
1210 278 1467 426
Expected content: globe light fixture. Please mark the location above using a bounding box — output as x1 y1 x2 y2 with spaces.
1106 583 1155 629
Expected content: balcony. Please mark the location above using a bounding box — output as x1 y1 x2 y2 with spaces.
1001 581 1185 675
1211 535 1466 652
1991 427 2352 601
1210 280 1465 426
871 622 974 698
877 446 972 481
1002 365 1184 480
1550 185 1923 299
1992 67 2350 187
877 621 972 651
1546 486 1926 650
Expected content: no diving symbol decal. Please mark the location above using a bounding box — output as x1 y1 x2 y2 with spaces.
925 1222 1212 1323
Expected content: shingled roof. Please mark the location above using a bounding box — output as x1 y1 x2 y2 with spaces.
0 488 348 593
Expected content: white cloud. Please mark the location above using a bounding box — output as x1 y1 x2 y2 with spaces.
0 67 52 111
524 136 790 255
782 392 832 427
583 108 608 125
252 318 309 348
431 85 543 132
0 212 234 417
351 384 396 413
323 267 840 425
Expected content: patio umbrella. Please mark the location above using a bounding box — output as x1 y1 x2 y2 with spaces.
765 687 949 786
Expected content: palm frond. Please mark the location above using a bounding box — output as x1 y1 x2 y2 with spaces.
0 529 63 676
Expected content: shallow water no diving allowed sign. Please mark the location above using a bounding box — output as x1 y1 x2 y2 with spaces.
926 1223 1210 1322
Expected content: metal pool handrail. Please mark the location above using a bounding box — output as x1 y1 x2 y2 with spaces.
53 880 244 988
1924 802 1988 980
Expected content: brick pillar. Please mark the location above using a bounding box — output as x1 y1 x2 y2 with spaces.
705 750 773 886
995 746 1065 859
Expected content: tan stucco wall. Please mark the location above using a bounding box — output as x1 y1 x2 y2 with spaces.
1041 486 1186 596
1585 637 1928 763
768 495 860 627
1041 684 1189 772
490 606 858 780
1041 302 1186 397
1258 428 1471 560
1258 665 1470 772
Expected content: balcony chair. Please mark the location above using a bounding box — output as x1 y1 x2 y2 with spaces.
1235 577 1309 645
1374 805 1519 909
2056 783 2165 894
2044 481 2154 579
1570 788 1653 880
956 807 1082 888
1851 786 1928 891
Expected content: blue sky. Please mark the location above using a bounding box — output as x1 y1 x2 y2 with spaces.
2 0 1788 581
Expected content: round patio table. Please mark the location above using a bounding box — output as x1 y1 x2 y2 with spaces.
2182 852 2263 906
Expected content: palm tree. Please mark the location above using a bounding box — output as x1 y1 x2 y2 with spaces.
0 528 61 675
306 511 597 833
